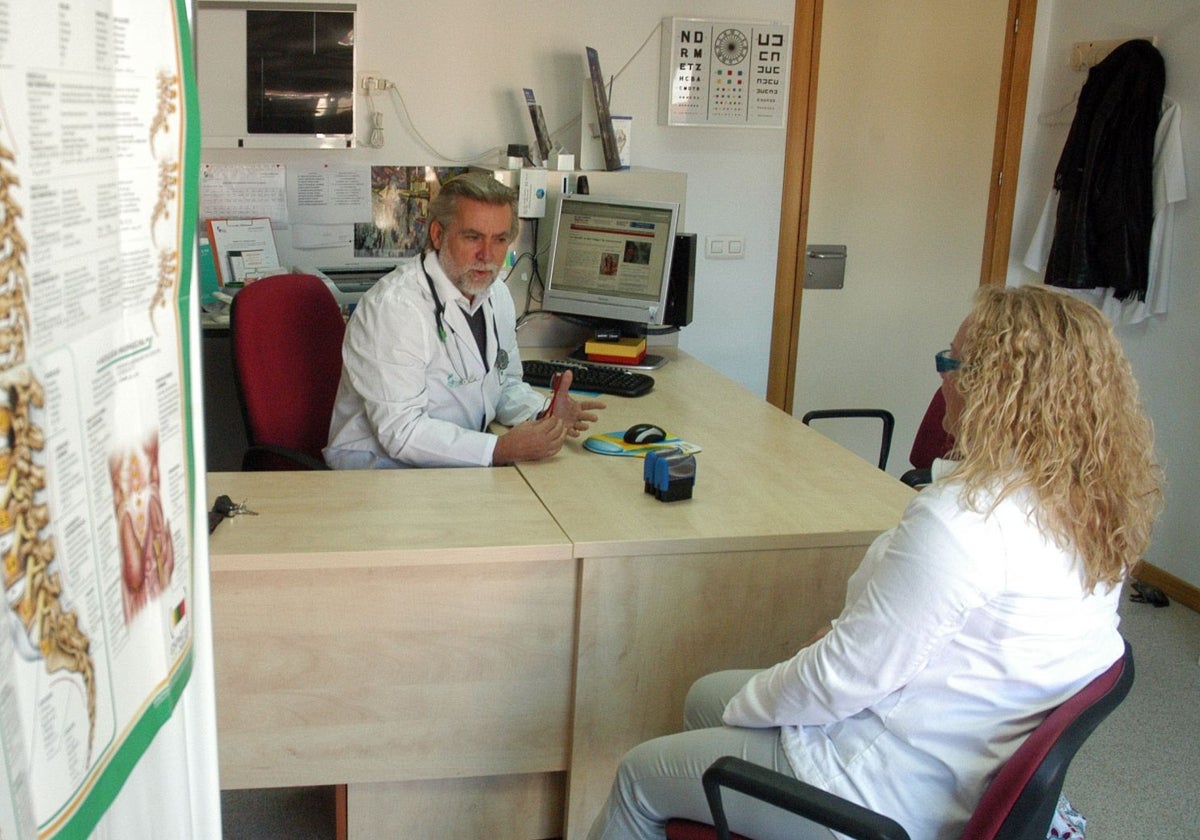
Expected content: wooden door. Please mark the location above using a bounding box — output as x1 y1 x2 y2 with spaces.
767 0 1037 412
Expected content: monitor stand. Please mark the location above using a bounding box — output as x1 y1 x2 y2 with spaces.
568 346 669 371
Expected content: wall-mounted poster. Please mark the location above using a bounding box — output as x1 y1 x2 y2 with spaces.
354 166 468 260
659 17 792 128
0 0 208 837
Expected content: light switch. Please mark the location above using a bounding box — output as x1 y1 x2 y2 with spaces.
705 235 745 260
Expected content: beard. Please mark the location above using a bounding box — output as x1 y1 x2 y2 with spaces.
438 250 501 299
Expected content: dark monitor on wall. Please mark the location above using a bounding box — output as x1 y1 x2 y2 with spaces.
543 194 679 329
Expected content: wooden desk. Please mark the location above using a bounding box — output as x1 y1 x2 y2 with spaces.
516 349 913 838
208 468 577 838
209 350 913 839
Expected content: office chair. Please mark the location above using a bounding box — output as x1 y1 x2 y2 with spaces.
802 390 953 484
801 409 894 471
665 639 1134 840
230 273 346 471
899 389 954 487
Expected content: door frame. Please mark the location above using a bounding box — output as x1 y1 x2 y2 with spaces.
765 0 1038 411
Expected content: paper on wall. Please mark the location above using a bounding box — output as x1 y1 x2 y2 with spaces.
200 163 288 227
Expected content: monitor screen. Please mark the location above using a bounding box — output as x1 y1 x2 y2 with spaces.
542 194 679 327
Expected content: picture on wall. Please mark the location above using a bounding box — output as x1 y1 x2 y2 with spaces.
659 17 792 128
354 166 468 259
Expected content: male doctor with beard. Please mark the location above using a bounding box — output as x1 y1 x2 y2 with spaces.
325 172 604 468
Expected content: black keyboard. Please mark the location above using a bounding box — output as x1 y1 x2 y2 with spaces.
522 358 654 398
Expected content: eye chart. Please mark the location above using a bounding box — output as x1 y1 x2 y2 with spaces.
660 17 792 128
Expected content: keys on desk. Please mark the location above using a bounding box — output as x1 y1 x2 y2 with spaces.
208 494 258 533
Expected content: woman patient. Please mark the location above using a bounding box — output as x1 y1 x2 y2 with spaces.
588 285 1162 840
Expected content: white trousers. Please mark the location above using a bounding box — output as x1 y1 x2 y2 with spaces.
585 670 837 840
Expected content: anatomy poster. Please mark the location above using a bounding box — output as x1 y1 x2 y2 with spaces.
660 17 792 128
0 0 201 837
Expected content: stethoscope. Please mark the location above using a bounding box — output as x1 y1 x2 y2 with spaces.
421 253 508 380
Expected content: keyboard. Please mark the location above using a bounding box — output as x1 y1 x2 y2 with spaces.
522 358 655 398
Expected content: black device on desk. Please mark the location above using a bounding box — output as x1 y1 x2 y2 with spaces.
522 359 654 398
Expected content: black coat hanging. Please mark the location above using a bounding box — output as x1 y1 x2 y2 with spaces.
1045 39 1164 301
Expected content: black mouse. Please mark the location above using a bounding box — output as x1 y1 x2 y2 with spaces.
623 423 667 445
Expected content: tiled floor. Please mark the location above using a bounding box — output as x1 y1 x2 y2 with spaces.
1063 591 1200 839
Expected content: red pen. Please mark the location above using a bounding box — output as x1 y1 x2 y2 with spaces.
537 371 570 420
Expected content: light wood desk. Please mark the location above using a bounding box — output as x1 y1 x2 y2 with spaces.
208 349 913 839
208 468 577 838
516 349 913 838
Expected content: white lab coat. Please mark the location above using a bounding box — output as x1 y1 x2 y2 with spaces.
324 254 545 468
724 461 1124 840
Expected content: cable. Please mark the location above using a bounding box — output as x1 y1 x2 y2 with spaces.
524 217 556 309
612 21 663 86
544 21 663 152
515 309 558 331
368 110 385 149
504 249 536 289
360 77 386 148
516 220 547 328
371 21 664 163
383 81 502 164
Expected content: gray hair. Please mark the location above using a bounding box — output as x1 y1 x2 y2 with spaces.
424 171 519 250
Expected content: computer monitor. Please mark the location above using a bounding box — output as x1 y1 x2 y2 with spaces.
542 194 679 328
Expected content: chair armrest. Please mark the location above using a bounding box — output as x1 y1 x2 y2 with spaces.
899 468 932 488
800 409 895 471
241 443 330 471
702 756 911 840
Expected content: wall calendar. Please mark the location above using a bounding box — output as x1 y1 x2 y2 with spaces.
659 17 792 128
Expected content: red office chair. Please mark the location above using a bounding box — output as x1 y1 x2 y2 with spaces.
666 639 1134 840
230 273 346 471
899 389 954 487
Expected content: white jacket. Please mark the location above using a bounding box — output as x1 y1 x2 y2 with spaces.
723 462 1124 840
324 254 545 468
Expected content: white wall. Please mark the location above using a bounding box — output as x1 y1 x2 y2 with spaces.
1011 0 1200 588
197 0 794 395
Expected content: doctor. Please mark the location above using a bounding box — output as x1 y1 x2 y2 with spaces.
325 172 604 468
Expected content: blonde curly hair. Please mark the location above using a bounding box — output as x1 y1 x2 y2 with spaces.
948 285 1162 590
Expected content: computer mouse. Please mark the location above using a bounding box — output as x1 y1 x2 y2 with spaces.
623 423 667 445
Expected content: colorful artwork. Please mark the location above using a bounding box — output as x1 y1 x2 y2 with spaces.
354 165 467 259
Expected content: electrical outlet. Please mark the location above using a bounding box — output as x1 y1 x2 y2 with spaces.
359 72 389 92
